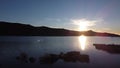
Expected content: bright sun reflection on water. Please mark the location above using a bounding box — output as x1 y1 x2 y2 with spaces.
79 35 87 50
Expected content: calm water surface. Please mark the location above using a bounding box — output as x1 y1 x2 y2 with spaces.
0 36 120 68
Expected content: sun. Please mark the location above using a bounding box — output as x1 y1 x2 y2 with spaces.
79 22 88 31
72 18 96 31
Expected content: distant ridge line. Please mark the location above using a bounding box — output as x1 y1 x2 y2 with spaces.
0 21 120 37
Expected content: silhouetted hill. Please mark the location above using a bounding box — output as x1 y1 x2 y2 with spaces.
0 21 120 37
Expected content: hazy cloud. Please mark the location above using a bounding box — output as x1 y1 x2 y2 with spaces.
71 18 100 27
102 28 111 30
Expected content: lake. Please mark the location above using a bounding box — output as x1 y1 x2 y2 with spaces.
0 36 120 68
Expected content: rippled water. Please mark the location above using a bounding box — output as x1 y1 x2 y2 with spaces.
0 36 120 68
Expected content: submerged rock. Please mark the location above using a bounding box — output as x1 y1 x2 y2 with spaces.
16 52 28 63
61 51 89 63
39 51 89 64
29 57 36 63
39 54 59 64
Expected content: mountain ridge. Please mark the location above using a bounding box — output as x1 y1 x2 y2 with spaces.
0 21 120 37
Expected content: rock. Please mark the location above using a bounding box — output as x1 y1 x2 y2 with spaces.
29 57 36 63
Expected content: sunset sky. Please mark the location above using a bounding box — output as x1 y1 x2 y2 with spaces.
0 0 120 34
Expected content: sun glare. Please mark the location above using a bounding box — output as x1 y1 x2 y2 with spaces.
79 35 87 50
72 19 96 31
79 22 87 31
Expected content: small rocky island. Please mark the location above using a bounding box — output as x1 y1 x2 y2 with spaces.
93 44 120 54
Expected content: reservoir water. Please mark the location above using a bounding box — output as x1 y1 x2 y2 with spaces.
0 36 120 68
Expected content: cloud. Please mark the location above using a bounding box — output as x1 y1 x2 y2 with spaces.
102 28 111 30
71 18 101 27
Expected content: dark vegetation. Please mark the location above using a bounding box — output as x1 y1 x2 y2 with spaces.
0 21 120 37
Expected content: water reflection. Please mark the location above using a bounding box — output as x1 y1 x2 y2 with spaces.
79 35 87 50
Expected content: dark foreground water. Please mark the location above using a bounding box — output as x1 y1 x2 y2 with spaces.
0 36 120 68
